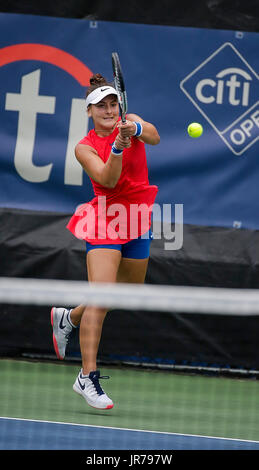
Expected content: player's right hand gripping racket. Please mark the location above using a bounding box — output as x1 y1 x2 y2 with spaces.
112 52 128 124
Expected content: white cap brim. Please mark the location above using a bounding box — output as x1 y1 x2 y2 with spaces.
86 86 118 108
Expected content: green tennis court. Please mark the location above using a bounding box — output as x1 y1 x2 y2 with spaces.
1 358 259 449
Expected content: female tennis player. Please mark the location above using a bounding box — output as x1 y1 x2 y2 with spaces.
51 73 160 410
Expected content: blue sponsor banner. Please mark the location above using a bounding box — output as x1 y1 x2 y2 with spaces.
0 13 258 229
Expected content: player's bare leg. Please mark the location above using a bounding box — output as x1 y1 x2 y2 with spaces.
73 249 121 410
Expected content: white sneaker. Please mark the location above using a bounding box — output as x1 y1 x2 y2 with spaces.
51 307 73 360
73 369 114 410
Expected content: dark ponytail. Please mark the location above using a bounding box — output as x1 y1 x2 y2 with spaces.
86 73 113 97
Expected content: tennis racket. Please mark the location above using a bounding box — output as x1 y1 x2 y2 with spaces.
112 52 128 124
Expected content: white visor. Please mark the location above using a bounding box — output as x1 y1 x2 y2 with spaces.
86 86 118 108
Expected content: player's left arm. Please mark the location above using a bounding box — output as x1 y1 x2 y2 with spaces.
117 113 160 145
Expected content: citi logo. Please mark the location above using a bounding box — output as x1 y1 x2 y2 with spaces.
0 43 92 185
180 42 259 155
196 67 252 107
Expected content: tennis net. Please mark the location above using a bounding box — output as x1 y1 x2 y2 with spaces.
0 276 259 452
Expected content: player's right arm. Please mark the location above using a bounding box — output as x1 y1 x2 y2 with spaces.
75 132 130 189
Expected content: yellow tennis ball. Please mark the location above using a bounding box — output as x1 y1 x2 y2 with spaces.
188 122 203 138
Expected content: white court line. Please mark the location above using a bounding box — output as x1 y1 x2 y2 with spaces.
1 416 259 445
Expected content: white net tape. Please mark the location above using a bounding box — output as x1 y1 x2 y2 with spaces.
0 277 259 315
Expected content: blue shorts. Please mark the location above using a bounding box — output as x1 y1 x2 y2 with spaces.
86 230 153 259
